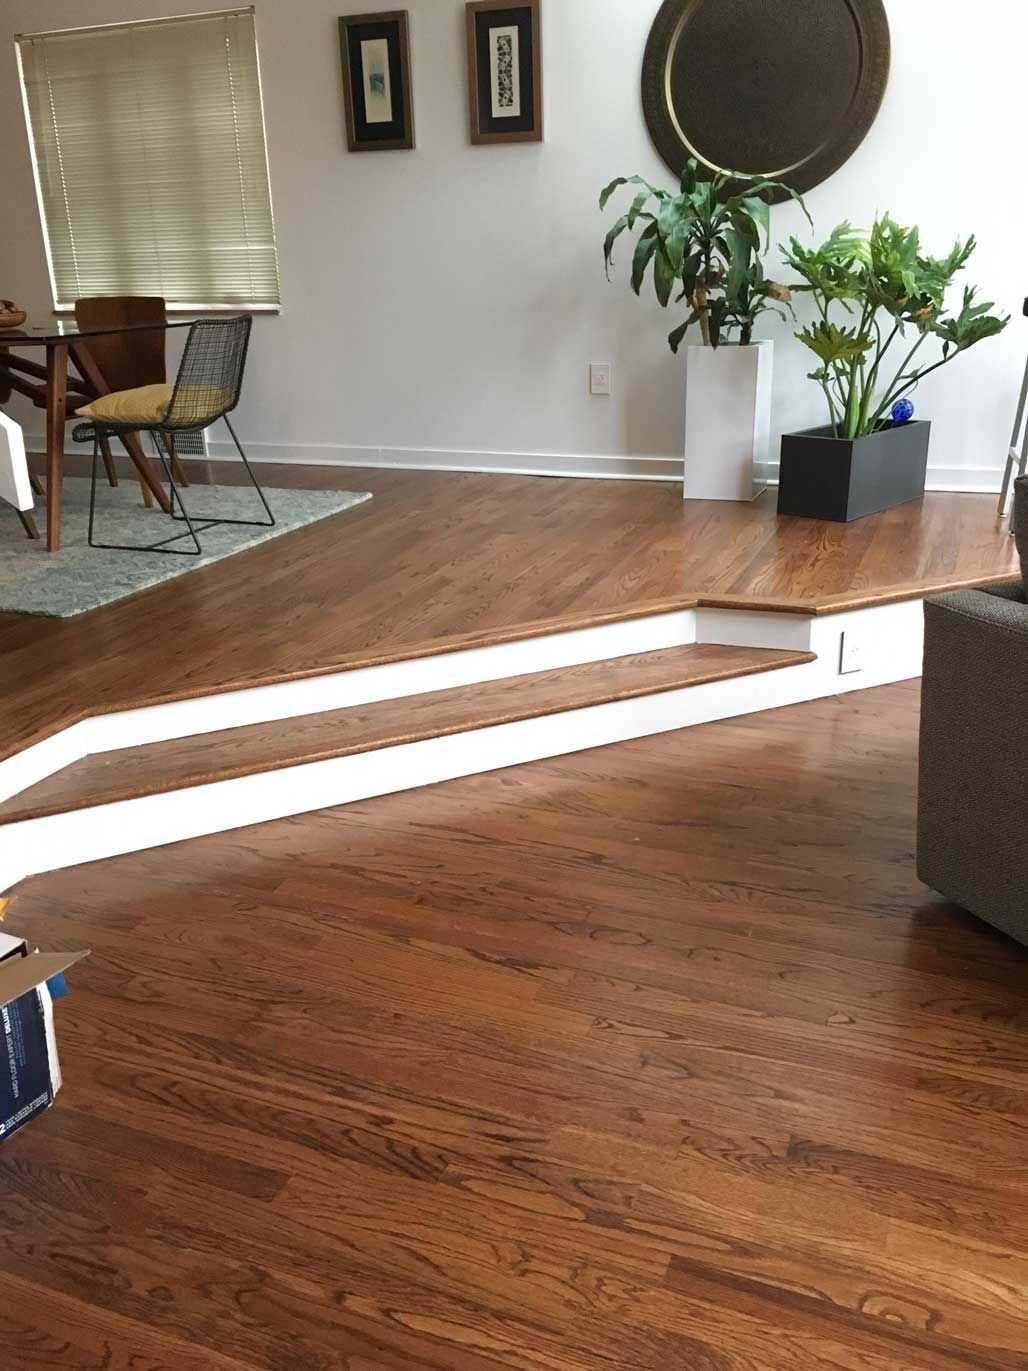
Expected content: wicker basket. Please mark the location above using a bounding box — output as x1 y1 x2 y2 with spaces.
0 301 27 330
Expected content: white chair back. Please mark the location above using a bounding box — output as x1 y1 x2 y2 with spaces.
0 411 34 513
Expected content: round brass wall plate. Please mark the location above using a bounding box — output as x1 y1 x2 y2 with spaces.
642 0 890 202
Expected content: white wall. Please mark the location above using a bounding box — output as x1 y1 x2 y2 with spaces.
0 0 1024 488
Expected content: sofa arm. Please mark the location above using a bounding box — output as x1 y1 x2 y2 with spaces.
918 584 1028 945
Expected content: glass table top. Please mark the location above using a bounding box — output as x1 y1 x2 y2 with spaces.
0 317 198 345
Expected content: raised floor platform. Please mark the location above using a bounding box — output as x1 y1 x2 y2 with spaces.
0 467 1018 890
1 467 1017 759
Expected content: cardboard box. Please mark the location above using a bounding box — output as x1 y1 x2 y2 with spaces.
0 931 87 1142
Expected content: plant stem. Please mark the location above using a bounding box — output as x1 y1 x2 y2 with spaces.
855 318 899 436
866 332 929 429
843 357 863 439
818 378 840 436
694 283 711 347
871 329 932 425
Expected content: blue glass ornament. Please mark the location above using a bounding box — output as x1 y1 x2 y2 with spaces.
891 398 915 425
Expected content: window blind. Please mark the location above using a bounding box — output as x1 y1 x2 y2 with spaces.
17 9 280 310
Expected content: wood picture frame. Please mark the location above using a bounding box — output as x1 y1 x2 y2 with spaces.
338 10 415 152
465 0 542 145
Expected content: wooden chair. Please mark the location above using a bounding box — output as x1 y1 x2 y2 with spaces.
73 296 190 502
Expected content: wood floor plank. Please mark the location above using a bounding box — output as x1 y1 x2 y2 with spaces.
4 678 1028 1369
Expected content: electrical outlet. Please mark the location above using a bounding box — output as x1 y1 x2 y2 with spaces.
590 362 612 396
839 631 864 675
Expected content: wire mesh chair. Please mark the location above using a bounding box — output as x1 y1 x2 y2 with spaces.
74 315 274 556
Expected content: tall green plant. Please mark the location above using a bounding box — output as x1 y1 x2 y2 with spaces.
785 217 1008 439
600 159 809 351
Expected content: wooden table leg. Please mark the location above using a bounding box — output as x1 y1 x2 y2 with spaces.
45 342 68 552
68 340 171 515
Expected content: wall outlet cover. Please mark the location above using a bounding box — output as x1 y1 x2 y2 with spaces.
839 631 864 675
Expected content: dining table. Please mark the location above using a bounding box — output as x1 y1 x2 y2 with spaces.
0 316 195 552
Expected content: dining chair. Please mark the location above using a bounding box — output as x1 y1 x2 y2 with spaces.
74 315 273 555
0 409 39 539
74 296 191 502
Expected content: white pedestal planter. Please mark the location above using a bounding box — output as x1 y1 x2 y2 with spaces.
683 340 773 501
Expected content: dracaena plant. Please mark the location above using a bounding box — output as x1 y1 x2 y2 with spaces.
600 158 809 351
784 216 1008 439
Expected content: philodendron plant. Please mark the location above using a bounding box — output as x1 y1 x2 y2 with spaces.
784 217 1008 439
600 158 809 351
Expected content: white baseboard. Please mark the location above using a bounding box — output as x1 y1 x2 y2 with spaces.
207 443 1006 493
37 433 1002 491
754 462 1003 494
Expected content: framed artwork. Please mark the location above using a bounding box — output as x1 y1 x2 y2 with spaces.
338 10 415 151
465 0 542 145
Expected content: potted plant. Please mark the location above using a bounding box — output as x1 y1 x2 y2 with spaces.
779 217 1008 521
601 159 807 501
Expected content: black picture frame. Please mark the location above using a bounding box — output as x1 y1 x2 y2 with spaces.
339 10 415 152
465 0 542 145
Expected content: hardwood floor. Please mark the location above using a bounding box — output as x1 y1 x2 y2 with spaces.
4 679 1028 1370
0 463 1017 760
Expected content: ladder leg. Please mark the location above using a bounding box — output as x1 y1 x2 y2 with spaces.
1000 353 1028 515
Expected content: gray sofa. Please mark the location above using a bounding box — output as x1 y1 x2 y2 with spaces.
917 477 1028 945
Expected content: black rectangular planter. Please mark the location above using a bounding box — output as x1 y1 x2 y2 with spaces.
777 420 931 522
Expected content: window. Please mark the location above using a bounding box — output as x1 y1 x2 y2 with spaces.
16 8 280 311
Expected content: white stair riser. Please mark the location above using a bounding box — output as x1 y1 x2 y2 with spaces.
0 600 925 890
0 604 830 805
0 608 698 804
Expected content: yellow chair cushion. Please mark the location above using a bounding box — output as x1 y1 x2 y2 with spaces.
76 383 172 425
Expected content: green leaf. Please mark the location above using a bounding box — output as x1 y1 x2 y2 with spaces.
707 296 730 349
722 227 752 304
653 243 676 307
679 158 698 195
727 209 760 255
598 174 654 211
668 312 700 353
930 284 1008 351
656 194 694 275
602 214 631 277
796 320 874 365
630 222 659 295
627 190 651 229
599 177 627 211
727 194 770 250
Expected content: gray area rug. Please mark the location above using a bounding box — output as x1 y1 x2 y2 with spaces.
0 478 372 617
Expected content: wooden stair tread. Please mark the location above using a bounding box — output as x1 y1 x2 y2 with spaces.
0 643 814 824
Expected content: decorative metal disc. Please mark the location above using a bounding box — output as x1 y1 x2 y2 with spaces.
642 0 890 201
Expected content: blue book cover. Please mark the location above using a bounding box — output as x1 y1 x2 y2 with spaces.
0 987 54 1141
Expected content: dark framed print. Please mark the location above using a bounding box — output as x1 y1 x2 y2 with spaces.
465 0 542 145
338 10 415 151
